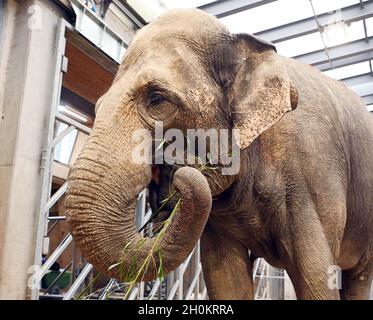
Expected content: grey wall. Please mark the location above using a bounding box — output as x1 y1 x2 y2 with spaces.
0 0 61 299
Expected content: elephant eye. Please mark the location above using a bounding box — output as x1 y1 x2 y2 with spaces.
147 93 165 107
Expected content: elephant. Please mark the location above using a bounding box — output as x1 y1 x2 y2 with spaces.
65 9 373 300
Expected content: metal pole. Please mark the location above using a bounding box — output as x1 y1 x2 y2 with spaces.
195 242 200 299
32 19 67 300
63 263 93 300
39 234 73 279
45 261 72 294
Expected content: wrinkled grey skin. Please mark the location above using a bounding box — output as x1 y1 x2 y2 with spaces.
66 9 373 299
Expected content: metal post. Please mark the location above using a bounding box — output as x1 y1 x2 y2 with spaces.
63 263 93 300
195 242 200 299
32 19 68 300
178 266 184 300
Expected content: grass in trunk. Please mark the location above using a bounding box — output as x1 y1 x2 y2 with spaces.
75 191 179 300
107 194 181 300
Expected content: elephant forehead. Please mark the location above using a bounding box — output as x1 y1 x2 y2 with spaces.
118 46 203 94
120 11 226 74
123 37 195 72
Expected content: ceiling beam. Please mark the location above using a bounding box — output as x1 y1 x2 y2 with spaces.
254 1 373 43
362 95 373 105
198 0 277 19
294 37 373 68
350 81 373 97
315 51 373 72
342 73 373 87
113 0 146 28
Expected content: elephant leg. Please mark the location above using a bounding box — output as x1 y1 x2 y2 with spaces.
200 229 253 299
285 205 341 300
286 251 341 299
340 257 372 300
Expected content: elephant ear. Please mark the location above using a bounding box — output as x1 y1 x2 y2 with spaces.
227 34 298 149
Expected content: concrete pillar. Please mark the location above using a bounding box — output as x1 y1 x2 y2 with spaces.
0 0 61 299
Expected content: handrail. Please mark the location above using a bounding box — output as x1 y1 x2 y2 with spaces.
56 112 92 135
40 234 73 279
63 263 93 300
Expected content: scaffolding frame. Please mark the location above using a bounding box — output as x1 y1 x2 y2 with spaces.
31 18 71 300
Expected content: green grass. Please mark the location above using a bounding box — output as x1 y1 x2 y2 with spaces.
117 198 181 299
76 191 181 300
74 272 102 300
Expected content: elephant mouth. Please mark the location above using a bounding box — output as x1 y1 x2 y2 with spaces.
143 164 180 230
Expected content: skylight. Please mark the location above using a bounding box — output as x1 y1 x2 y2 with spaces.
275 32 324 57
219 0 362 35
220 0 314 34
310 0 362 15
323 20 366 47
323 61 372 80
274 19 367 58
127 0 217 22
366 16 373 37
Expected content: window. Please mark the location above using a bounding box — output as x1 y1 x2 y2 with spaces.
127 0 217 22
324 61 371 80
276 32 324 57
220 0 314 34
54 122 78 165
366 17 373 37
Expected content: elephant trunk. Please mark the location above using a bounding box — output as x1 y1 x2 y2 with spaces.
65 110 212 281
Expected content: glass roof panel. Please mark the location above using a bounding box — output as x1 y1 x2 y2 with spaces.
275 32 324 57
366 17 373 37
323 61 371 80
275 19 366 58
159 0 216 9
220 0 313 34
220 0 362 35
322 20 365 47
127 0 217 22
310 0 360 15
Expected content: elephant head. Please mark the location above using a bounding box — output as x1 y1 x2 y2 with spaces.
65 9 297 282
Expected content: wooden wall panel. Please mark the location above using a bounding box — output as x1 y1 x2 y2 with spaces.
63 41 116 105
